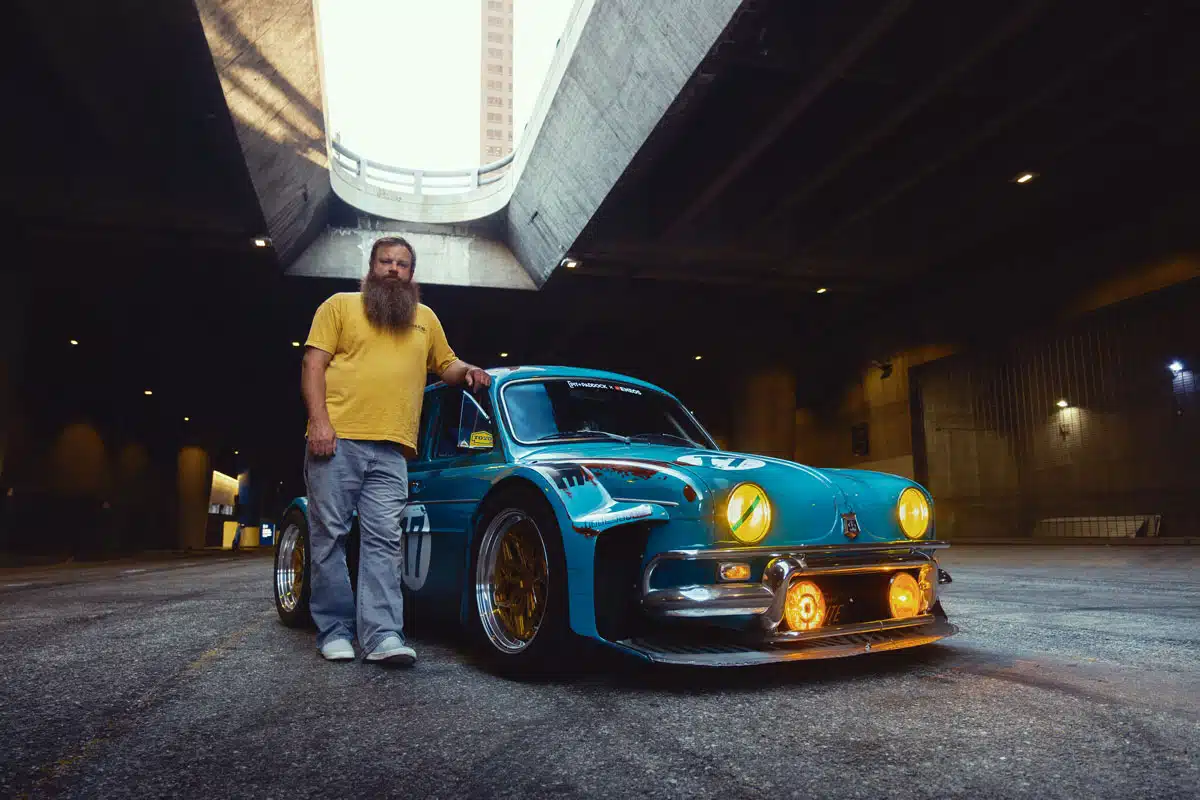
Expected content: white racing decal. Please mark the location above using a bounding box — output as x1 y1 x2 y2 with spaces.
399 503 432 591
565 380 642 395
676 455 766 471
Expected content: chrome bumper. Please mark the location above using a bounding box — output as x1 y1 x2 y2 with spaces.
641 541 951 642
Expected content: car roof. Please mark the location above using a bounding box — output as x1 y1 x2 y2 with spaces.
425 365 679 400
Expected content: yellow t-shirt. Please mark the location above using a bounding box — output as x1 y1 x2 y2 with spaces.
305 293 458 455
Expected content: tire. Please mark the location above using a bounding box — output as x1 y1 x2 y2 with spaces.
468 485 569 671
274 510 313 628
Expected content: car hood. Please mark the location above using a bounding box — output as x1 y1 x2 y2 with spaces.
520 443 928 544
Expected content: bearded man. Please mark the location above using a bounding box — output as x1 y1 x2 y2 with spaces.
301 236 491 666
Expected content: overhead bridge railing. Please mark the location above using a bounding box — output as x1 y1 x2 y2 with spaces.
328 140 516 223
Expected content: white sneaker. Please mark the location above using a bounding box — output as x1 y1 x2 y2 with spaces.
320 638 355 661
364 635 416 666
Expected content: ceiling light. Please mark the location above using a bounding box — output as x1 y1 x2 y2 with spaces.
69 339 79 346
184 416 190 422
1169 361 1184 374
561 257 580 269
253 238 270 248
234 450 239 455
694 355 703 361
1014 172 1038 184
816 288 828 294
144 390 153 396
292 341 301 348
1056 399 1069 408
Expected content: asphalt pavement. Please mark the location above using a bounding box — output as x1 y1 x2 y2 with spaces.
1 545 1197 799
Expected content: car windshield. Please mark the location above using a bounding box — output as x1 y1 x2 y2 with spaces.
502 379 715 448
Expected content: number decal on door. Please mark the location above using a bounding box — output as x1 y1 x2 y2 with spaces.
399 503 432 591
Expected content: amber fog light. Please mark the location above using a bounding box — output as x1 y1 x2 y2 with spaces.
888 572 921 619
784 580 826 631
918 564 937 612
718 562 751 582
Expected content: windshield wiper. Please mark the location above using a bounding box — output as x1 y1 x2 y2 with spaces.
535 430 631 444
627 432 697 446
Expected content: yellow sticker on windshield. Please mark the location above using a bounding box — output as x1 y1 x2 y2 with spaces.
469 430 494 449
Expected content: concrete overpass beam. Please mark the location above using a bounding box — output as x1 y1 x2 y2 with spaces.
287 224 536 291
507 0 745 286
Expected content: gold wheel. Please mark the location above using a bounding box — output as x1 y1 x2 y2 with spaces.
476 509 550 653
275 522 305 613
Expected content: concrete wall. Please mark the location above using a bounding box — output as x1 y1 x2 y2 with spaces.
731 368 797 460
0 275 26 486
506 0 744 285
793 345 956 474
196 0 332 264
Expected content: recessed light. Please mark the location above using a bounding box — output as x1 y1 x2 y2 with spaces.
1014 172 1037 184
499 352 509 358
234 450 239 455
69 339 79 346
183 416 190 422
816 288 828 294
1056 399 1069 408
144 390 153 396
561 257 580 269
253 237 270 248
291 341 301 347
694 355 703 361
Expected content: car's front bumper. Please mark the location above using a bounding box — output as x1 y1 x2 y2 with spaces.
628 541 956 665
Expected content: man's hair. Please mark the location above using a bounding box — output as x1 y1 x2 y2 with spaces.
369 236 417 271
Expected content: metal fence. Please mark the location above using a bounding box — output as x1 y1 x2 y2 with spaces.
911 281 1199 539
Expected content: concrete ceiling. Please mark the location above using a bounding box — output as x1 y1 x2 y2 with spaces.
568 0 1200 296
2 0 268 252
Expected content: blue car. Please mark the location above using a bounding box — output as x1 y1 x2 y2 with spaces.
272 366 956 668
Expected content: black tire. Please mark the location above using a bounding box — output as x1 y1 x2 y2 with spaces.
467 485 570 672
273 510 313 628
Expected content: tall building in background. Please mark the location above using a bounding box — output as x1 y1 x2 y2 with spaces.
479 0 514 163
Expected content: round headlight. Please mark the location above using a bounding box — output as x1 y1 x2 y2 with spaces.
784 580 826 631
897 487 931 539
726 483 771 544
888 572 921 619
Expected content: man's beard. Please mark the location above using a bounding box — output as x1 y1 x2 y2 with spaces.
361 271 420 331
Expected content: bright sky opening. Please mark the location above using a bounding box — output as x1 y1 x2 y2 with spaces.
318 0 575 170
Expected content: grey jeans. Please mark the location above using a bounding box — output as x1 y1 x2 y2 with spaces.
304 438 409 654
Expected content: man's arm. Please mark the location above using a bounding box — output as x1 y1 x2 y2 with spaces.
301 347 337 456
441 359 492 391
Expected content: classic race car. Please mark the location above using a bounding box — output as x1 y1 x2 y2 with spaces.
273 366 955 668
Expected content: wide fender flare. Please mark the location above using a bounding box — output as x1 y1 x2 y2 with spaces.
281 497 308 525
473 464 671 639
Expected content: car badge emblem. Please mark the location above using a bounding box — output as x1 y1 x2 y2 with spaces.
842 512 860 540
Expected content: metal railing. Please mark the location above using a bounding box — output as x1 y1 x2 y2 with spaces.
329 140 515 200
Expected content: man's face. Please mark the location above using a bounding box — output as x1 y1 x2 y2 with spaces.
371 244 414 283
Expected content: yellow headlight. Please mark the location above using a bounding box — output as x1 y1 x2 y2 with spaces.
785 580 826 631
897 487 931 539
918 564 937 613
725 483 771 544
889 572 921 619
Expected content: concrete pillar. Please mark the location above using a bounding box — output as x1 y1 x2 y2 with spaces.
0 273 27 486
177 447 212 551
731 367 798 460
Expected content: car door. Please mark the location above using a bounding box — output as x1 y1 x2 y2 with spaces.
404 387 505 620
